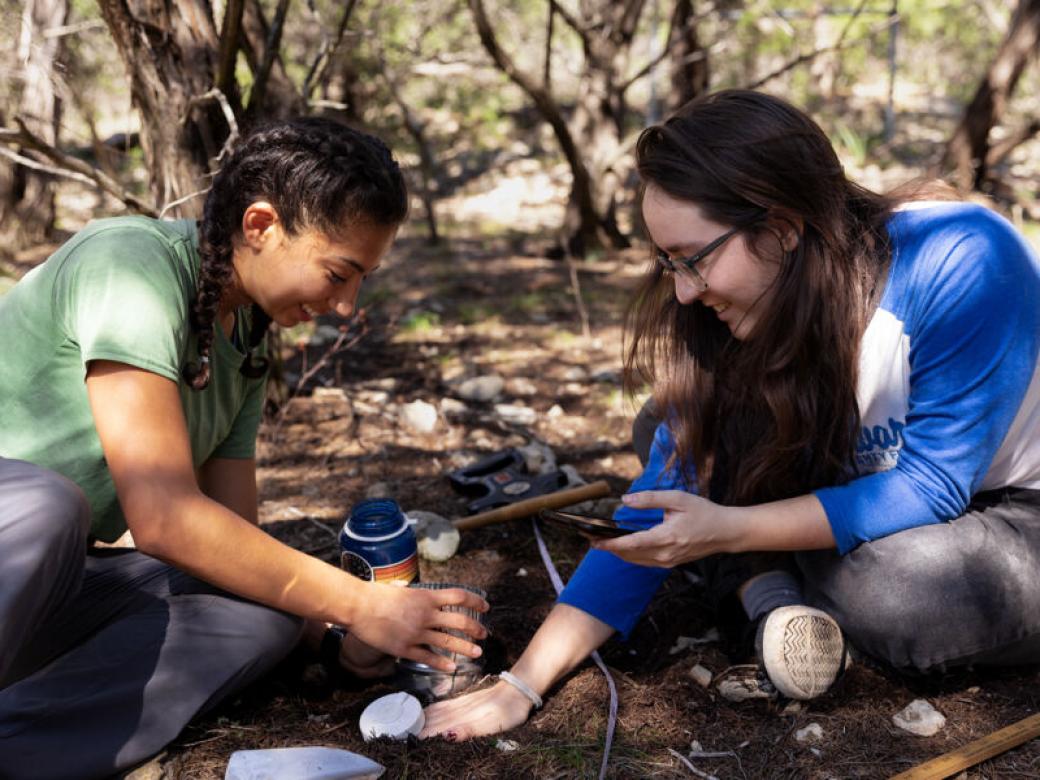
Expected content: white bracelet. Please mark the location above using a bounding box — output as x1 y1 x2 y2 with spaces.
498 670 543 709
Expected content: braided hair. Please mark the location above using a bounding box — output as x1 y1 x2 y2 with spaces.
182 117 409 390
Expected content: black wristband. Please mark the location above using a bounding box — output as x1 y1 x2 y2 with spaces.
320 625 347 669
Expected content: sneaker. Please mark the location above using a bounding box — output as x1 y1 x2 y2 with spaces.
756 605 849 700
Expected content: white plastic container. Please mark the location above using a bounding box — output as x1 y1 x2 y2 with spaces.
359 691 425 741
224 747 384 780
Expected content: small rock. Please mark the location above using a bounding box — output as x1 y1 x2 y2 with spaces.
312 386 348 401
546 404 565 418
517 442 557 474
439 397 468 418
893 699 946 737
717 678 775 702
365 482 392 499
795 723 824 743
310 324 344 347
408 510 460 562
401 400 438 433
781 701 805 716
809 747 823 758
560 464 587 487
495 403 537 426
495 739 520 752
562 366 588 381
563 382 585 395
516 568 528 577
670 628 722 654
457 374 504 402
689 665 713 688
965 686 981 695
506 377 538 396
357 389 390 405
688 740 703 754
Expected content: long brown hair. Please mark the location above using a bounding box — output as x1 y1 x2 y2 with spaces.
625 90 895 505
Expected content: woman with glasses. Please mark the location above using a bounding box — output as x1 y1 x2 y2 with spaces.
421 89 1040 740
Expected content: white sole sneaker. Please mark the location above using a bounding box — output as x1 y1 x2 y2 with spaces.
758 605 848 700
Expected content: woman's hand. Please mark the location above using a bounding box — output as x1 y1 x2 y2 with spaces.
591 490 740 568
420 680 534 741
344 582 489 672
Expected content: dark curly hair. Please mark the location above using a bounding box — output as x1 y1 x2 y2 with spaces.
182 117 409 390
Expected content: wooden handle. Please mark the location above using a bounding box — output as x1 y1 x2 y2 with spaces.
889 712 1040 780
453 480 612 531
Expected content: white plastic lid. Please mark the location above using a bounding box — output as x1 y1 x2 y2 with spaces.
360 692 425 741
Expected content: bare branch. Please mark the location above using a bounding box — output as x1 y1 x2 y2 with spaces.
0 121 157 215
215 0 246 105
544 1 555 90
620 7 710 94
743 3 894 92
249 0 292 112
302 0 360 102
548 0 588 44
184 89 240 165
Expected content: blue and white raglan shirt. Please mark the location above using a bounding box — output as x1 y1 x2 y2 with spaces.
559 202 1040 638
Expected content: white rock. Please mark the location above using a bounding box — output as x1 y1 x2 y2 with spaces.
516 568 528 577
400 400 438 433
358 390 390 405
810 747 822 758
439 397 468 418
517 442 557 474
495 739 520 752
495 403 536 426
688 740 703 754
795 723 824 743
893 699 946 737
546 404 565 418
562 366 588 381
312 386 348 401
689 665 713 688
457 375 504 402
365 483 392 499
408 510 460 562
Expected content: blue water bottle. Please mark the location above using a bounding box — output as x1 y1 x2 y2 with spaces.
339 499 418 585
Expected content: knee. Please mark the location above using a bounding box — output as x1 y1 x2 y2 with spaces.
19 465 91 553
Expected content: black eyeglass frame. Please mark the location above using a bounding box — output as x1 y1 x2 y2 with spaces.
653 215 763 291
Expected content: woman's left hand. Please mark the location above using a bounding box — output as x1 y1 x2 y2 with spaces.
591 490 739 568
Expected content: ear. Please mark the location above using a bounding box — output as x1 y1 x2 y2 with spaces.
240 202 281 251
769 211 803 253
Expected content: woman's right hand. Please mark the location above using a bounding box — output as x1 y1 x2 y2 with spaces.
344 581 489 672
420 679 534 741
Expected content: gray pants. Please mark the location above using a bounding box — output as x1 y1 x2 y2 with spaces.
632 403 1040 673
0 459 305 779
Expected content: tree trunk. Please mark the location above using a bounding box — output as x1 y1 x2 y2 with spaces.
668 0 709 111
97 0 235 216
942 0 1040 191
1 0 68 247
468 0 641 256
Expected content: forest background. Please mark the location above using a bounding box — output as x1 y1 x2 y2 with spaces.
3 1 1040 778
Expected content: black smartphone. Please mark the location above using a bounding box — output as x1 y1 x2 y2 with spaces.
537 509 636 538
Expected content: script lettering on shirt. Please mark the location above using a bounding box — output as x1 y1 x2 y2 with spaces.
855 417 905 473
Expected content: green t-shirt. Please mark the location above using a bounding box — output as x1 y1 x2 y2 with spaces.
0 216 268 542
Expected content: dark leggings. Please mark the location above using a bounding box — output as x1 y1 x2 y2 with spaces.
632 403 1040 672
0 458 305 779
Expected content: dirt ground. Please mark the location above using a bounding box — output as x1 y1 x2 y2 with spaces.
114 233 1040 780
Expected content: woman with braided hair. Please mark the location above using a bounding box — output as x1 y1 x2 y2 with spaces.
0 117 487 778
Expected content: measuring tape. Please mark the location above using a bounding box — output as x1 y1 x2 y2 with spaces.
889 711 1040 779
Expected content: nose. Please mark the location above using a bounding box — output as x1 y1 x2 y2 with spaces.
673 274 704 306
330 279 362 318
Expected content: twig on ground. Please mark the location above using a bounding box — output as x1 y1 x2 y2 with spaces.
564 253 591 339
668 748 720 780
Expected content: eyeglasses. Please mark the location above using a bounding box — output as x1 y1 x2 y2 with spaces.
654 223 748 292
